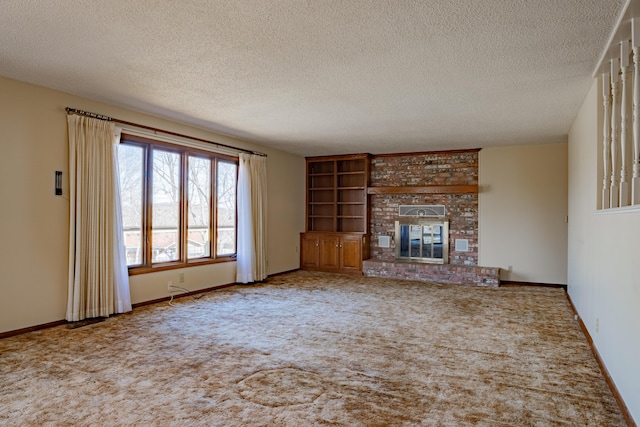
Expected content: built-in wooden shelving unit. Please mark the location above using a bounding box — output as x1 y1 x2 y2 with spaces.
306 154 370 233
303 153 371 274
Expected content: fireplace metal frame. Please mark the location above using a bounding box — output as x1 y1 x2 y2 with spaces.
394 218 449 264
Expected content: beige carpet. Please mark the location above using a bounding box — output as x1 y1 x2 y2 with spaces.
0 271 626 426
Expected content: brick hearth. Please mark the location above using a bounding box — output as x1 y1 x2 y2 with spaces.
363 259 500 287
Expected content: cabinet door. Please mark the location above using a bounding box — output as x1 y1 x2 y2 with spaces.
300 234 319 268
339 235 362 273
319 235 340 270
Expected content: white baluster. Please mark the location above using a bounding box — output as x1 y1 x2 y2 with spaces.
603 71 611 209
633 19 640 204
611 59 620 208
620 41 631 206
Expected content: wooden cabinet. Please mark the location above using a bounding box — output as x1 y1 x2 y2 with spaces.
318 234 340 270
339 234 364 274
300 233 320 269
300 232 368 274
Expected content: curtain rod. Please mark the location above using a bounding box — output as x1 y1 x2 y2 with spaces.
65 107 267 157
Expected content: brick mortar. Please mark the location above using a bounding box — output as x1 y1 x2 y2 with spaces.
363 260 500 287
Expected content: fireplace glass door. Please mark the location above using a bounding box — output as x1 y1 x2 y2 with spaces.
395 219 449 264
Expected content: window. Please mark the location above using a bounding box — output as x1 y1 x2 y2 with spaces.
117 134 238 274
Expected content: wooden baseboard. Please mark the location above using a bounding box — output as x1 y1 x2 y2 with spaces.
500 280 568 292
565 293 637 427
0 319 68 340
1 283 240 338
1 271 301 339
132 282 237 308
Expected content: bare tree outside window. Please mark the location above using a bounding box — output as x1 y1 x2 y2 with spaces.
188 156 211 258
118 144 144 266
152 150 180 262
217 161 237 255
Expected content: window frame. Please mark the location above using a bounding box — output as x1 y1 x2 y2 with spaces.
119 133 238 275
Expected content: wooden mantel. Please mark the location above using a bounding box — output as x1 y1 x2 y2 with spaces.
366 185 478 195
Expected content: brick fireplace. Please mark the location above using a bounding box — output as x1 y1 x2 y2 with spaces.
362 149 500 286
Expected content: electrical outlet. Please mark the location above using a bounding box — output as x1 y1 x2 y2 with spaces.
596 318 600 333
179 273 184 283
168 281 173 291
507 265 513 272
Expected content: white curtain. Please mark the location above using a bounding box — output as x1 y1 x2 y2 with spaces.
66 115 132 321
236 153 268 284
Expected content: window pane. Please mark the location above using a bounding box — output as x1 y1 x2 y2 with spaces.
188 156 211 259
152 150 180 263
399 224 409 257
118 144 144 266
217 161 237 255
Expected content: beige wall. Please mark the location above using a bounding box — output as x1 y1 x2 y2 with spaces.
568 77 640 422
479 143 568 284
0 75 305 334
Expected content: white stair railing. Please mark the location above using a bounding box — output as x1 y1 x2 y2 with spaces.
603 70 611 209
601 23 640 209
620 41 631 206
610 58 621 208
633 19 640 204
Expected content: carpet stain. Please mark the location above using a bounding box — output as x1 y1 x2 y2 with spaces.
65 317 106 329
238 367 325 407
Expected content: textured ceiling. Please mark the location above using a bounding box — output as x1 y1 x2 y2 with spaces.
0 1 626 156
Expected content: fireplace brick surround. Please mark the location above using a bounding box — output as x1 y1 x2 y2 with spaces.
364 149 500 286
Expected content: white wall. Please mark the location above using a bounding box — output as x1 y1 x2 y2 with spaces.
568 77 640 422
0 75 305 334
479 144 568 284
